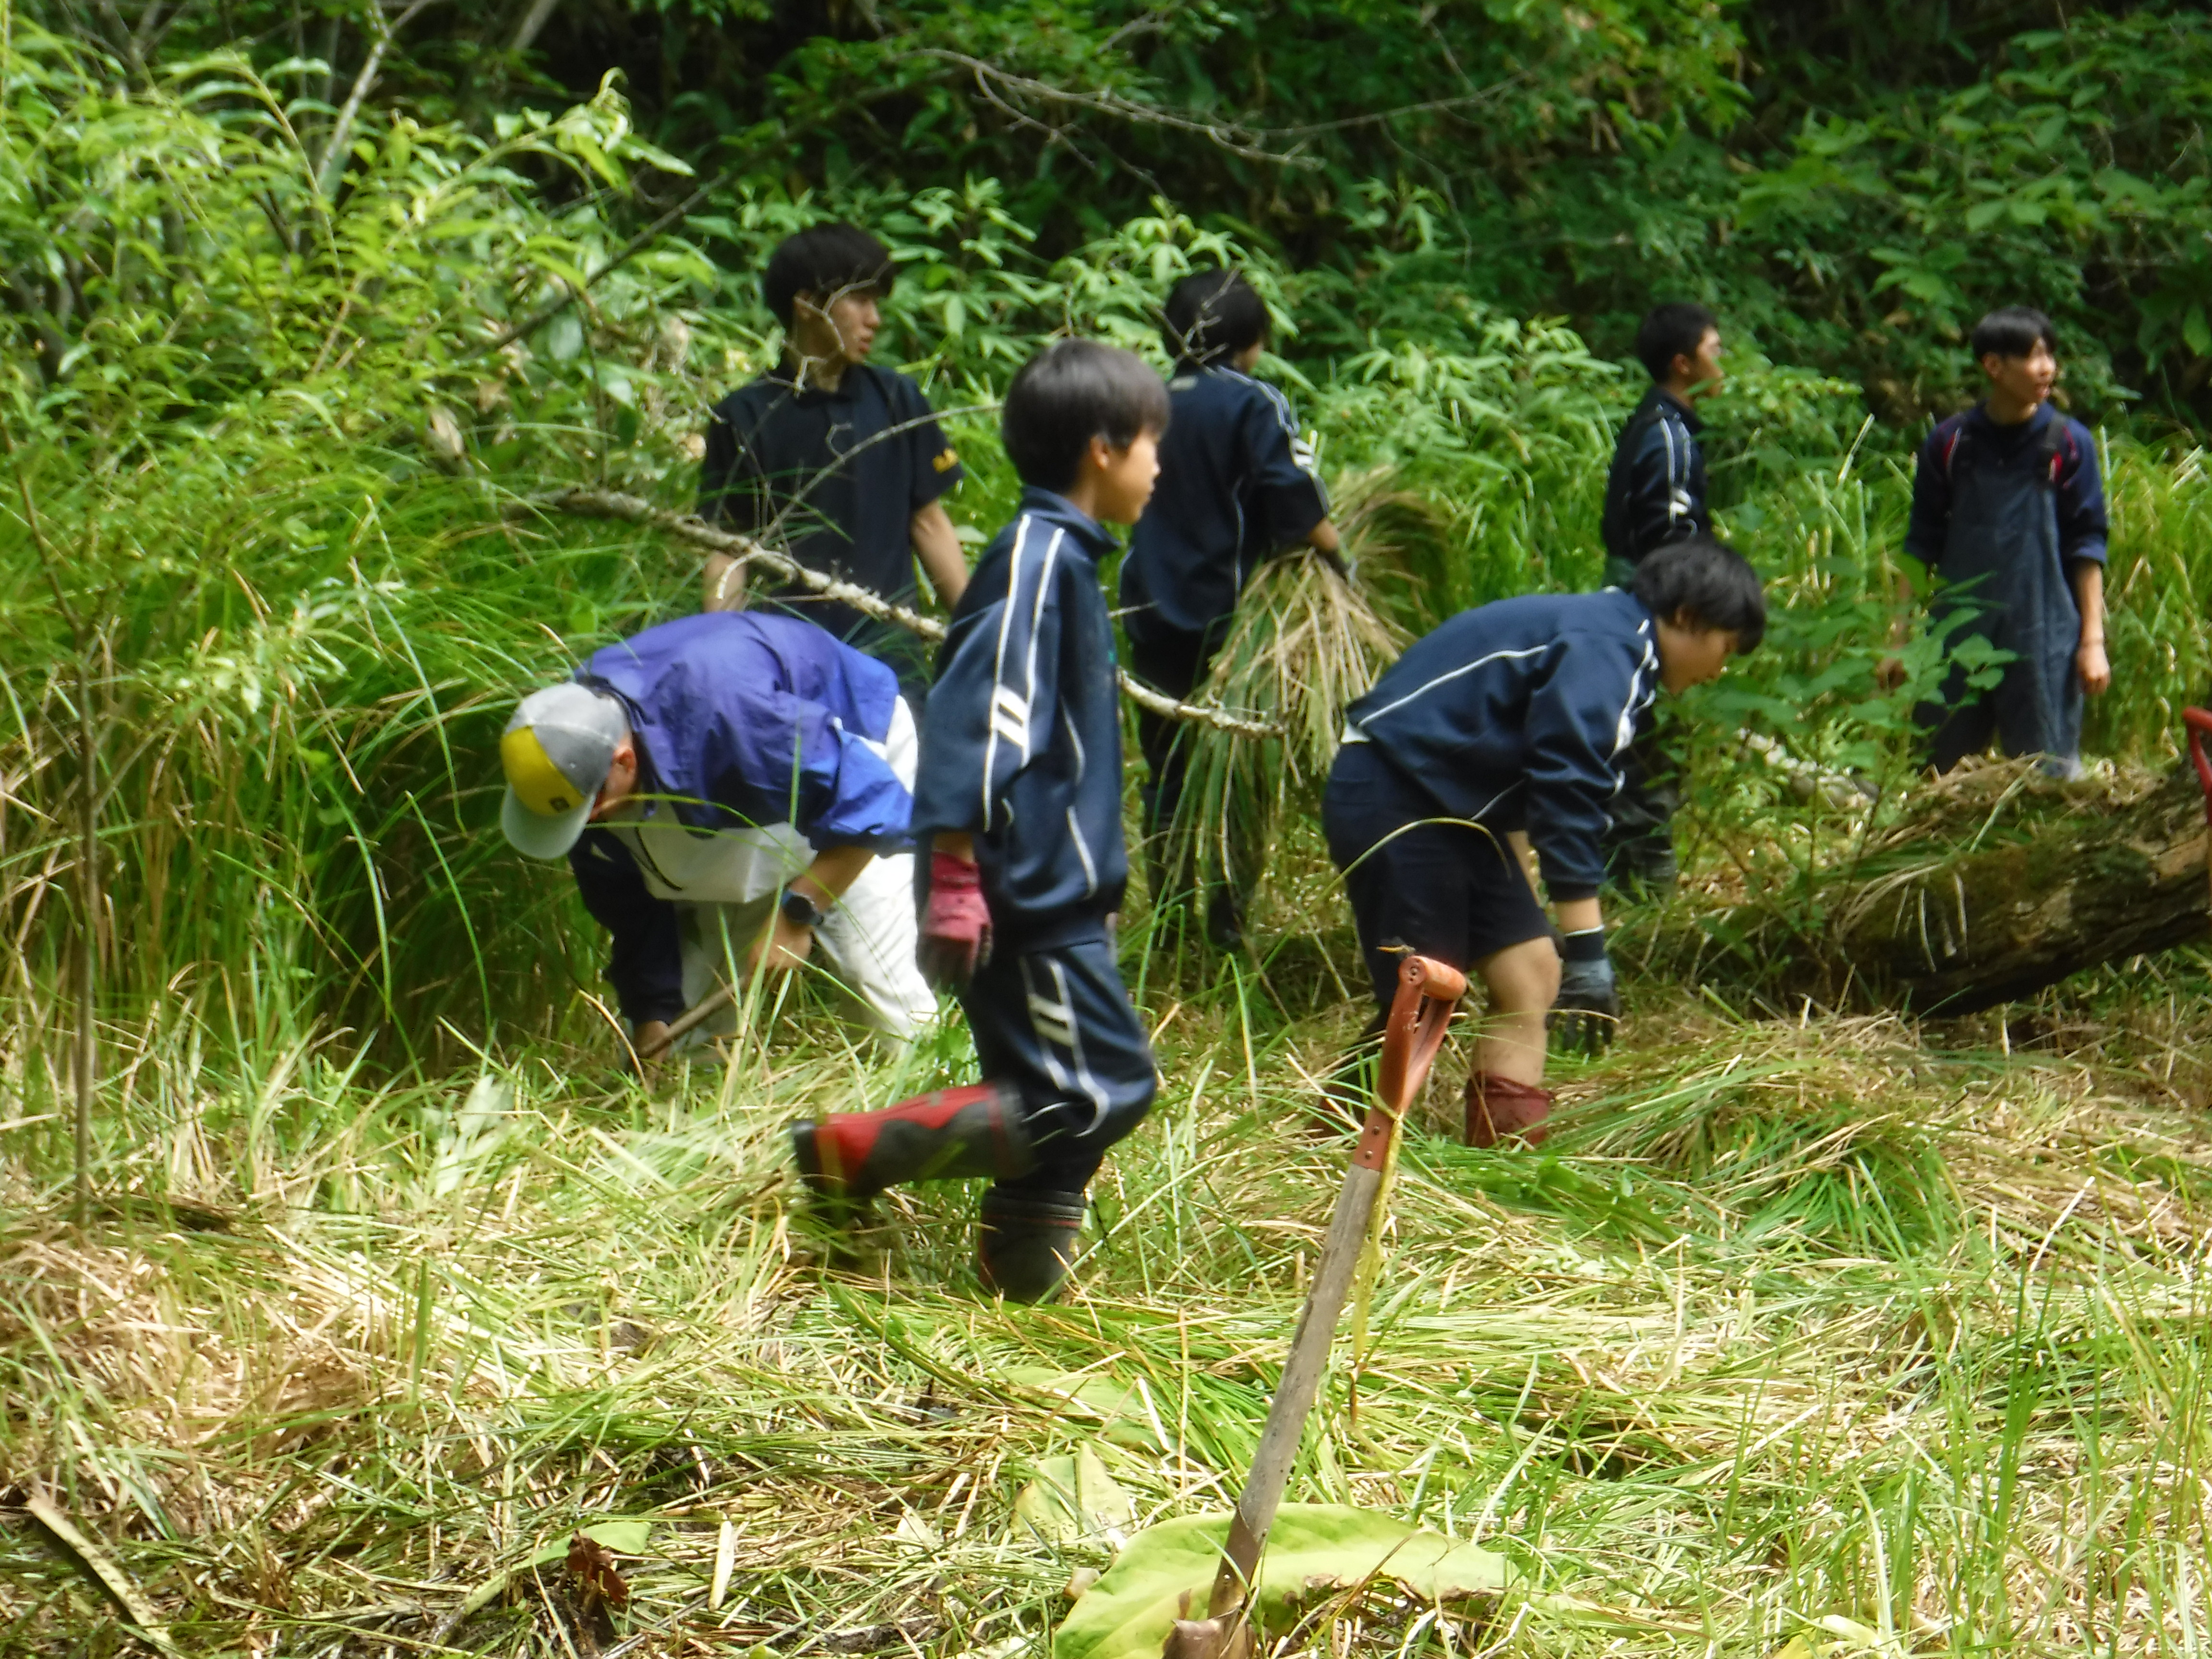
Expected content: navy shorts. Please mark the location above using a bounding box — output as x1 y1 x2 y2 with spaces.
962 935 1157 1198
1322 743 1550 1014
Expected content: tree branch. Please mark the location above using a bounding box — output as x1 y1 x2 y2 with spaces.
534 488 1282 738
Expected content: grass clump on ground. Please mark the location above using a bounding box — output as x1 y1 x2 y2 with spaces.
9 950 2212 1656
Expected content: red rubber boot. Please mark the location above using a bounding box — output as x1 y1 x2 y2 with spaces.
790 1082 1032 1201
1465 1071 1555 1149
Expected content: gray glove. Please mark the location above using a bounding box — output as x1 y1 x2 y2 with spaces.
1549 935 1619 1055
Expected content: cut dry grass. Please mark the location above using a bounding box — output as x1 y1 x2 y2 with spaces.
8 965 2212 1656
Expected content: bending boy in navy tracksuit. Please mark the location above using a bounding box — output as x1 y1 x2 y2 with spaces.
1122 269 1341 946
790 341 1168 1304
1597 302 1726 892
1881 307 2110 778
1324 539 1764 1146
697 223 969 705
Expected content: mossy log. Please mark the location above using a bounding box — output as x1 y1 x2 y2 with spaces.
1652 769 2212 1014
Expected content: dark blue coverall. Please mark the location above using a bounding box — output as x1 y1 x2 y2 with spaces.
913 488 1158 1202
1326 589 1661 1013
1904 402 2108 778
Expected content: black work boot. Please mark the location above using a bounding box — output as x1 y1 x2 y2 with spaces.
1205 888 1246 951
976 1189 1088 1304
791 1082 1032 1202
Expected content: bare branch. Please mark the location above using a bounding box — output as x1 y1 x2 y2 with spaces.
897 48 1527 165
535 489 1282 738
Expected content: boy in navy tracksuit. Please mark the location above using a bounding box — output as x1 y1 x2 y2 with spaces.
697 223 970 705
1882 307 2110 778
1597 302 1726 891
1122 270 1341 945
1324 539 1764 1147
790 340 1168 1304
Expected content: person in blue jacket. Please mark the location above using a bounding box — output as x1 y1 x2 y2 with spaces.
789 340 1168 1304
1597 302 1727 893
1121 269 1342 946
497 612 937 1059
1878 307 2111 778
1323 538 1764 1147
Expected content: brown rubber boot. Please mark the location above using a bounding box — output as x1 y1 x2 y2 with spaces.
1465 1071 1555 1149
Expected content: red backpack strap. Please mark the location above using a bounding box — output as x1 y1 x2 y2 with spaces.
1940 423 1964 481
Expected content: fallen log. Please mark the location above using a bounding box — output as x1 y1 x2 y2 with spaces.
1643 761 2212 1014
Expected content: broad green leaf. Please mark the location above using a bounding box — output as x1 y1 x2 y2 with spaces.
1052 1504 1511 1659
527 1519 652 1567
1017 1444 1138 1543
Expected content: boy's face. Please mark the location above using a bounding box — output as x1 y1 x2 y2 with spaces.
792 286 882 368
1980 340 2056 413
1672 327 1725 398
1086 429 1162 526
1655 615 1739 693
588 741 640 820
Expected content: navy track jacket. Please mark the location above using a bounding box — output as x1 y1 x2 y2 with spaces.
1338 589 1660 901
1600 386 1710 566
913 489 1127 948
1121 363 1329 639
567 613 914 1024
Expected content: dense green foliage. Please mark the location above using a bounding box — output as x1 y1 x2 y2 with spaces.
28 0 2212 423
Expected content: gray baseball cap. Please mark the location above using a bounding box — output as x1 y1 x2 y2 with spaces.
498 682 627 860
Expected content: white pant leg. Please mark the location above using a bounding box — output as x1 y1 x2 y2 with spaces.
675 897 776 1042
812 849 937 1043
812 696 937 1044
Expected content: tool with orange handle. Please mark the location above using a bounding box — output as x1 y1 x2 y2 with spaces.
1167 953 1467 1659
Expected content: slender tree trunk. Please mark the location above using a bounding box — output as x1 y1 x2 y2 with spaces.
72 654 100 1221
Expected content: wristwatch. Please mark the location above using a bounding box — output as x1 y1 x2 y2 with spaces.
780 885 830 929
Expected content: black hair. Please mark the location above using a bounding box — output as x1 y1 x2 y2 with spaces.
1971 306 2057 363
762 224 895 328
1631 536 1766 652
1635 302 1719 383
1001 339 1171 493
1162 269 1270 365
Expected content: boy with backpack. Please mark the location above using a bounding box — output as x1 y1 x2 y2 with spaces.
1597 302 1727 892
1323 538 1765 1147
1120 269 1341 947
697 223 970 705
1879 307 2110 777
789 340 1169 1304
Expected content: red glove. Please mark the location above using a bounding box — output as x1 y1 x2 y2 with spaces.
918 850 992 990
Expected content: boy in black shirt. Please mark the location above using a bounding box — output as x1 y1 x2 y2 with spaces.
1121 270 1340 945
698 223 969 704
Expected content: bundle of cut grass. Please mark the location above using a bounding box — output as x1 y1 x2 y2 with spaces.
1155 470 1421 917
